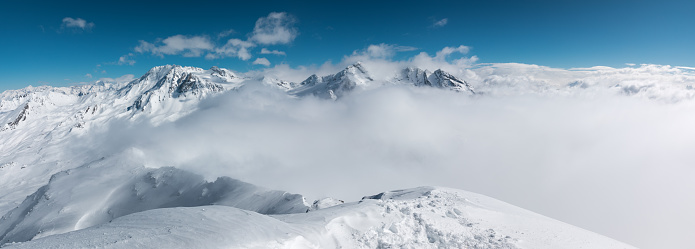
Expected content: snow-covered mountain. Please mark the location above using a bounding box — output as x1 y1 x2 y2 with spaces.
0 64 639 248
394 67 476 94
288 62 375 99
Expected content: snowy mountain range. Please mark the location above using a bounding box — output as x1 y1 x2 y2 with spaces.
0 64 637 248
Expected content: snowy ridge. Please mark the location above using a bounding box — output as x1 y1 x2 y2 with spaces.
0 65 243 220
288 62 375 100
395 67 476 94
3 187 635 249
0 157 308 245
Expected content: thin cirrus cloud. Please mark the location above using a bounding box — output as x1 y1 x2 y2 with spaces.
432 18 448 28
60 17 94 31
217 29 235 39
130 12 297 63
260 48 286 56
364 43 417 58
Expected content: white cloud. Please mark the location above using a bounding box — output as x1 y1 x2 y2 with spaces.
253 57 271 66
135 35 214 57
260 48 286 56
135 35 256 61
117 53 136 65
330 44 477 80
61 17 94 30
434 45 470 60
84 73 92 78
251 12 298 45
432 18 448 28
217 29 235 39
208 38 256 60
80 66 695 248
128 12 300 61
35 43 695 249
371 44 417 58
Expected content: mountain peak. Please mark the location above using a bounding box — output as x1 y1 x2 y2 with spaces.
289 63 374 100
395 67 475 94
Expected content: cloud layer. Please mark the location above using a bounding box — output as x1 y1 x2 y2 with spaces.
77 77 695 249
77 42 695 249
130 12 298 64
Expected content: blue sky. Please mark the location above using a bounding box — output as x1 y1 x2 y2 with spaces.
1 0 693 91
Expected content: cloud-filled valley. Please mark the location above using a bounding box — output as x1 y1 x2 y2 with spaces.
83 80 695 249
2 49 695 248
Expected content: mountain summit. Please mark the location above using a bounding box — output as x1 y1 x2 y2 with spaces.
288 62 375 100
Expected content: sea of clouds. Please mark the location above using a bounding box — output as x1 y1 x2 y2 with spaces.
62 46 695 249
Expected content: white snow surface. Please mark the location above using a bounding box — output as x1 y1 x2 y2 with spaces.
3 187 634 249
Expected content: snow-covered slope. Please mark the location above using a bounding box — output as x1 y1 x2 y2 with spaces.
3 187 634 249
0 65 246 221
0 157 308 245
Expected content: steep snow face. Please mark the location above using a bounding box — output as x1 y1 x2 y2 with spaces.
289 63 375 99
124 65 229 117
3 187 635 249
0 156 308 245
394 67 476 94
285 64 475 99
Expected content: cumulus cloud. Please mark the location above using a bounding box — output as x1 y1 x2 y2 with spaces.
252 57 271 66
128 12 298 62
251 12 298 45
135 35 214 57
432 18 448 28
248 43 479 86
84 73 92 78
61 17 94 30
208 38 256 60
260 48 286 56
434 45 470 60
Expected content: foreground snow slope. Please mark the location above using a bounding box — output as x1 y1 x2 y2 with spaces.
0 156 308 245
3 187 634 249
